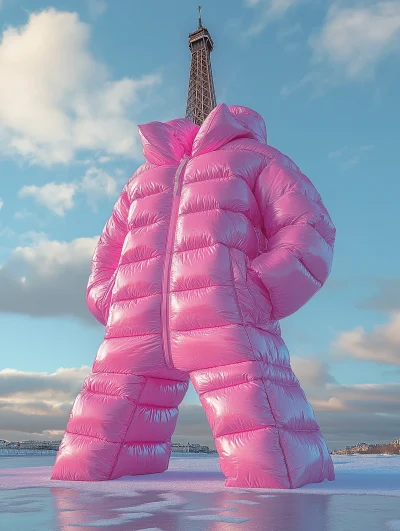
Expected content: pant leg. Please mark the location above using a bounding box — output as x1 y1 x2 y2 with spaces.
189 335 334 489
51 367 189 481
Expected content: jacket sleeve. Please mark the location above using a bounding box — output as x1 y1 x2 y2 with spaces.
250 155 336 320
86 185 131 325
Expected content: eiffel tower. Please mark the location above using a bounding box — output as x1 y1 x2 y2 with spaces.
185 6 217 126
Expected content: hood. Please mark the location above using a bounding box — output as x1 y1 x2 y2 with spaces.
137 103 268 165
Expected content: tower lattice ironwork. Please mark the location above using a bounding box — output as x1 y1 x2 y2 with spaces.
185 6 217 126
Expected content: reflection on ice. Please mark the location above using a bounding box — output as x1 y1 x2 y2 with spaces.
0 454 399 530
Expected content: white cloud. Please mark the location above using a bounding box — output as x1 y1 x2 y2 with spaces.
14 209 34 220
328 147 347 159
244 0 302 35
0 197 3 209
0 225 15 240
0 366 90 398
80 166 118 208
360 144 374 152
86 0 107 18
0 9 161 166
280 72 318 96
276 21 302 44
13 235 96 276
98 155 112 164
18 182 77 216
291 356 400 449
0 234 98 321
291 356 337 387
361 278 400 313
19 231 49 244
333 312 400 366
343 155 361 168
311 2 400 78
0 366 90 439
18 166 118 215
327 145 374 168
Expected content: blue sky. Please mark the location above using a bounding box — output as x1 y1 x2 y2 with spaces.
0 0 399 449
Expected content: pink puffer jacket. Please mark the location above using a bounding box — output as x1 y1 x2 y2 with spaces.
51 103 336 489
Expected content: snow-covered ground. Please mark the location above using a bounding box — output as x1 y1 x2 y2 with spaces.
0 453 399 530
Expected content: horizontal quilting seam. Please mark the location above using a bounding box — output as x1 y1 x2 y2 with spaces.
172 322 241 333
128 219 165 231
191 357 290 379
199 377 264 396
215 425 321 440
266 187 322 209
91 371 188 384
136 403 178 410
65 430 171 446
179 206 253 225
263 378 300 388
130 189 168 202
81 389 178 410
190 359 255 376
216 421 319 440
175 242 253 256
81 388 132 399
104 332 161 340
267 220 334 249
171 283 230 294
244 354 290 369
215 426 272 439
198 374 300 397
221 145 276 163
186 174 251 192
111 293 161 304
244 323 281 337
96 239 122 251
65 430 119 444
119 254 163 266
216 425 274 440
175 243 219 254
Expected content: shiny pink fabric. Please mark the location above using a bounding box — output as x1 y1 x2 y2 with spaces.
51 103 336 489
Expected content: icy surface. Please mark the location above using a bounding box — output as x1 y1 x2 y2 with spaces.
0 453 399 530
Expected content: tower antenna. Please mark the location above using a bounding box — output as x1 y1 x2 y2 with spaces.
185 6 217 125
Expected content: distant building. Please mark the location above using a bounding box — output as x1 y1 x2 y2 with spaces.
171 443 190 453
331 437 400 455
171 442 214 453
0 439 217 455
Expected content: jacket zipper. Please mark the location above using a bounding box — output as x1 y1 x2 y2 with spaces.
162 155 190 369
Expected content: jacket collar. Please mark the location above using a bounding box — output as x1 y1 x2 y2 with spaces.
137 103 268 165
